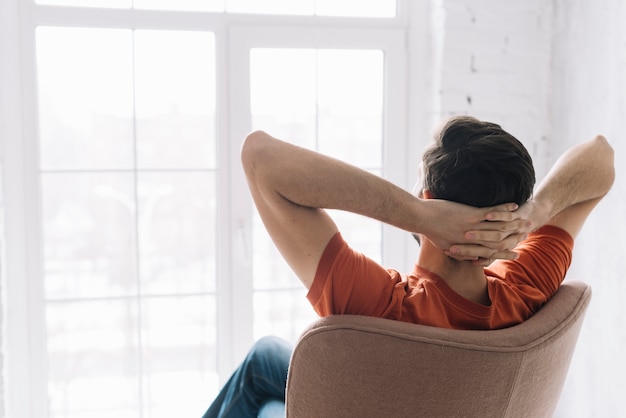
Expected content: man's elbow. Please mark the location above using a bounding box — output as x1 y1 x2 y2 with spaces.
593 134 615 193
593 134 613 156
241 130 271 172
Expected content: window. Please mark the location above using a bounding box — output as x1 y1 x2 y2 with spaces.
1 2 409 417
248 47 385 341
34 0 396 16
37 26 218 417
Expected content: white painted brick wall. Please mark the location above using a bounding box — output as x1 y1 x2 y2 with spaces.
550 0 626 416
421 0 625 415
426 0 626 415
435 0 553 179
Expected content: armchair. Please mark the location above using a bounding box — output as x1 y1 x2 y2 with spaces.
286 281 591 418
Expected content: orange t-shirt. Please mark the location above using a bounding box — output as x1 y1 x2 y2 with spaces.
307 225 573 330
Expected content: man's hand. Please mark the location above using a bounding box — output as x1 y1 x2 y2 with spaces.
449 198 555 264
419 199 534 263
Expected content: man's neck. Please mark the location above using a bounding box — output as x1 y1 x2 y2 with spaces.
417 239 491 306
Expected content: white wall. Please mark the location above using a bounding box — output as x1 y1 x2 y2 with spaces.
0 0 22 415
550 0 626 416
417 0 625 416
433 0 553 179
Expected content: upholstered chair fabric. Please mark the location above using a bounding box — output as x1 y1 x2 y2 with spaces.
286 281 591 418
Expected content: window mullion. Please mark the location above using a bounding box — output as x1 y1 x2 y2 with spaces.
228 24 410 350
381 29 411 272
226 26 255 372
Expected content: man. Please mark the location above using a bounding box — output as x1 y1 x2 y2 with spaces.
203 116 614 417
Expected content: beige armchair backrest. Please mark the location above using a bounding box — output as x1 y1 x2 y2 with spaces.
286 281 591 418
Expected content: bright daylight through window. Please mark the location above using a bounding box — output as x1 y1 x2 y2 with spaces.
249 48 384 342
37 27 218 417
4 0 402 416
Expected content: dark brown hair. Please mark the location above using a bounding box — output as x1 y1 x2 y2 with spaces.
421 116 535 207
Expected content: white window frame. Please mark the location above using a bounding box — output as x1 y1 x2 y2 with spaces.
1 2 414 417
227 24 410 362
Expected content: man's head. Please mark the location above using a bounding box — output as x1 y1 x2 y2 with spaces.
419 116 535 208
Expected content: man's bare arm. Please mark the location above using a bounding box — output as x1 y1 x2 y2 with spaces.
527 135 614 237
241 131 528 287
468 135 615 243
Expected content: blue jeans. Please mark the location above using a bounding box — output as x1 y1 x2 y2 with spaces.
202 336 292 418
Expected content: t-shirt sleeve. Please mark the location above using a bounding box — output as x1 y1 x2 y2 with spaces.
487 225 574 298
306 232 405 319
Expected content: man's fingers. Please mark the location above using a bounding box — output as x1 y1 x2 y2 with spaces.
484 211 518 222
483 203 531 224
452 203 531 260
487 202 519 213
467 232 528 252
444 251 479 262
465 230 509 242
466 230 524 244
467 219 533 237
483 202 519 222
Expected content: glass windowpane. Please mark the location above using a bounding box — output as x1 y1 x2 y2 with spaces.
47 300 140 417
328 210 383 263
36 27 134 170
253 289 318 343
137 172 217 294
250 47 384 340
42 172 137 300
250 48 316 147
134 30 217 169
141 296 218 416
317 49 384 167
36 25 219 416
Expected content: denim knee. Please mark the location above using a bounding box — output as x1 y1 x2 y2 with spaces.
252 336 289 354
248 336 292 366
